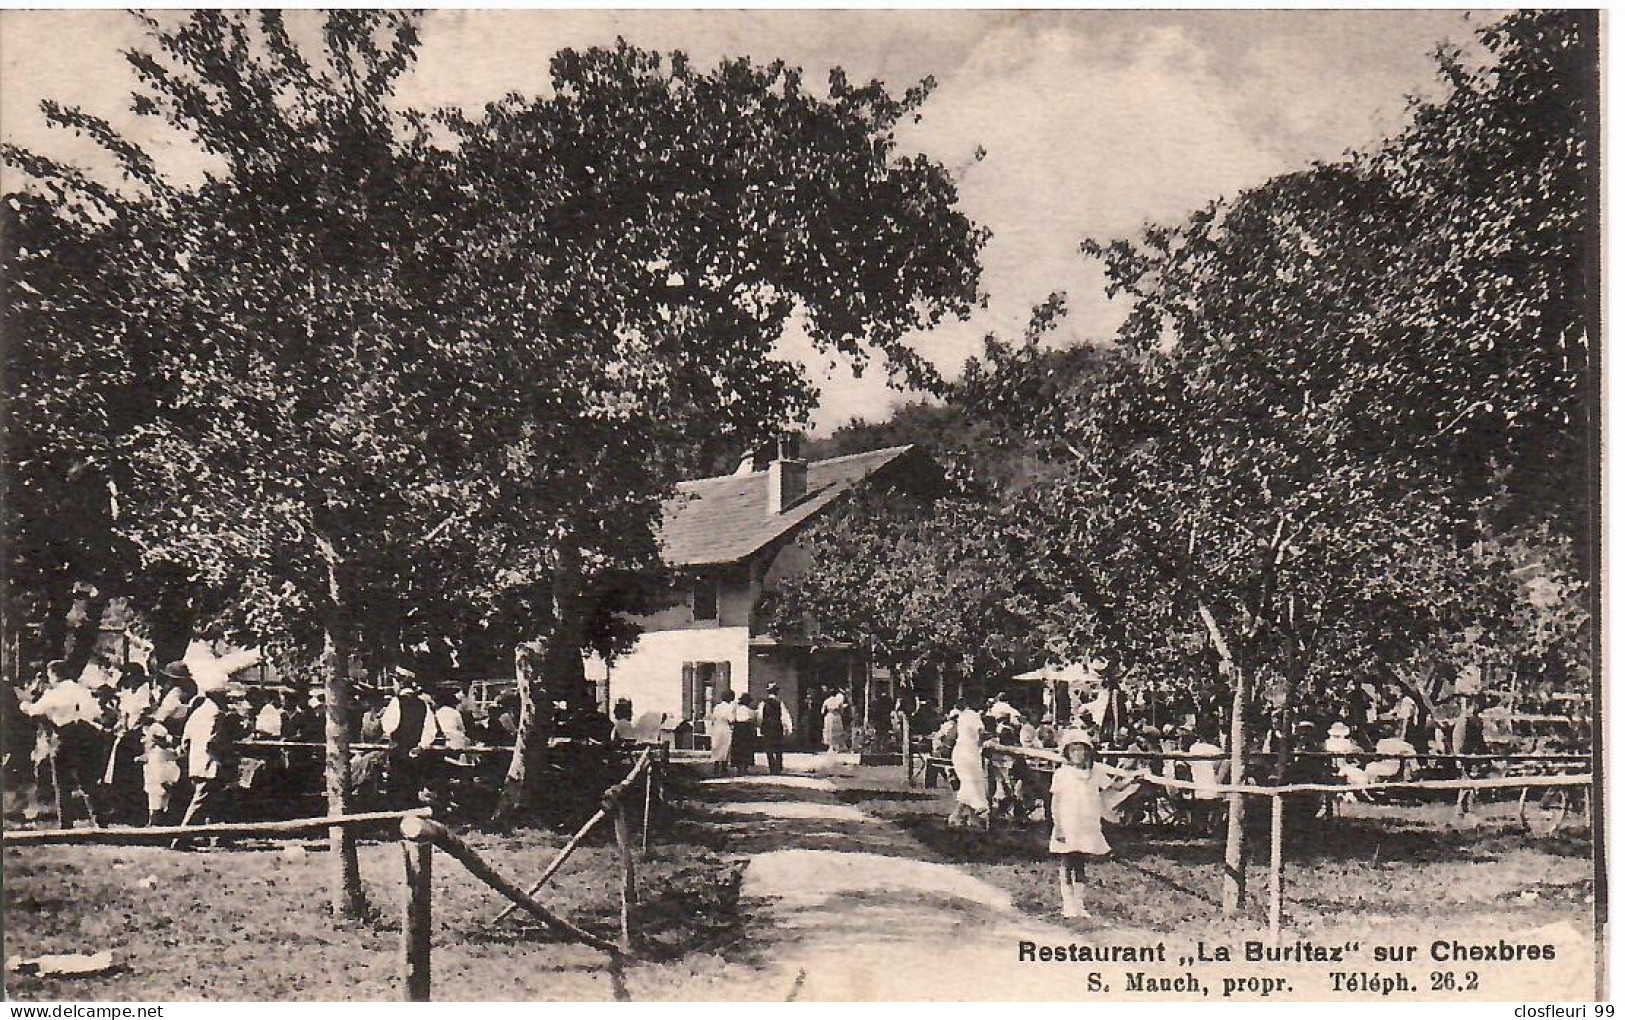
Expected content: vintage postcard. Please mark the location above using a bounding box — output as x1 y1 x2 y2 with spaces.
0 8 1601 1004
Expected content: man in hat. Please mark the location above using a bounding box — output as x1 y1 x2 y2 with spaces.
758 683 791 775
382 682 439 805
172 669 243 847
150 660 194 728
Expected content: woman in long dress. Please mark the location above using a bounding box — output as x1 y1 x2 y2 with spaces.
948 706 990 828
821 691 847 752
708 691 736 777
730 693 759 773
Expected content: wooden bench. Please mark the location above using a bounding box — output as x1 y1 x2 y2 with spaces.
922 755 956 788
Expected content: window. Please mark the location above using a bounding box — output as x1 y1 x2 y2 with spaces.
691 574 718 621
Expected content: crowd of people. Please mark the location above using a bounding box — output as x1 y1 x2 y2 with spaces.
1 658 648 838
706 684 793 776
918 673 1591 832
906 676 1591 920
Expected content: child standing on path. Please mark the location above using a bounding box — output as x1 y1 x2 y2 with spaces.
1049 729 1139 919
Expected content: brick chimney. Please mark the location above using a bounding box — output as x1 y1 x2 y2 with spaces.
766 439 806 515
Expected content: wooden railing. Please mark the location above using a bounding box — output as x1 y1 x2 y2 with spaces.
981 742 1592 942
2 807 429 846
4 744 668 1002
398 747 661 1000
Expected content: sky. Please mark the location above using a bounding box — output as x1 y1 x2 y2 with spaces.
0 9 1491 434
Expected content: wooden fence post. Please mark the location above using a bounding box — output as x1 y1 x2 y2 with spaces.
984 748 997 829
641 757 653 856
401 822 433 1002
49 746 67 829
403 816 623 956
612 796 636 954
902 714 913 788
1268 794 1284 945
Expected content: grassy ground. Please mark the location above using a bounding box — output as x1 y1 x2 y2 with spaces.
4 781 747 1001
836 768 1596 946
5 765 1597 1000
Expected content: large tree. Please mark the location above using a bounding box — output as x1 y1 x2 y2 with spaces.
432 40 988 814
958 9 1595 914
5 13 988 853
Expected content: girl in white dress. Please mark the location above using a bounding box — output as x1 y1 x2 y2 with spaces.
1050 730 1137 918
136 721 181 826
948 706 990 828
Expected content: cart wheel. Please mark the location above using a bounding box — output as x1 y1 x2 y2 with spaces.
1518 785 1570 835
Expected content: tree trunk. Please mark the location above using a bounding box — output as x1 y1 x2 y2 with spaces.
366 592 403 689
1222 664 1251 915
495 543 584 824
542 544 588 708
1196 600 1249 916
494 637 553 824
324 624 366 918
146 570 197 673
61 590 109 680
35 573 74 677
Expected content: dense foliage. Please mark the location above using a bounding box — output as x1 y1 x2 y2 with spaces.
777 12 1595 909
3 11 986 850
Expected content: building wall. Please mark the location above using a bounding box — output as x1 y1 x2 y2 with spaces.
761 540 811 592
595 626 751 730
717 563 756 628
627 563 755 632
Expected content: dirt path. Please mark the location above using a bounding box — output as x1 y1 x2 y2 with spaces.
666 764 1595 1002
678 767 1097 1000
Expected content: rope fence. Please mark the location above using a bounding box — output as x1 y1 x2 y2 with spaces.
986 743 1591 796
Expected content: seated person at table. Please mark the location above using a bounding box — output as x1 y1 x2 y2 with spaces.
1325 721 1371 788
1369 734 1417 782
1019 716 1041 748
1034 716 1059 749
1179 725 1226 832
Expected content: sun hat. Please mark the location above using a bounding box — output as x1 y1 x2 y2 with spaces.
162 660 192 681
1328 721 1352 738
1058 728 1095 753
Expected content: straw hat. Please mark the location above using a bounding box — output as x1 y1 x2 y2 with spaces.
1328 721 1352 738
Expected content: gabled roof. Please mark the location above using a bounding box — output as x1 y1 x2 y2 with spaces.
660 445 917 567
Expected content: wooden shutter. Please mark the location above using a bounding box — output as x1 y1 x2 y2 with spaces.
681 663 696 721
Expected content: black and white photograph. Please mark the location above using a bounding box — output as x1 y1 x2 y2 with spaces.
0 8 1601 1003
